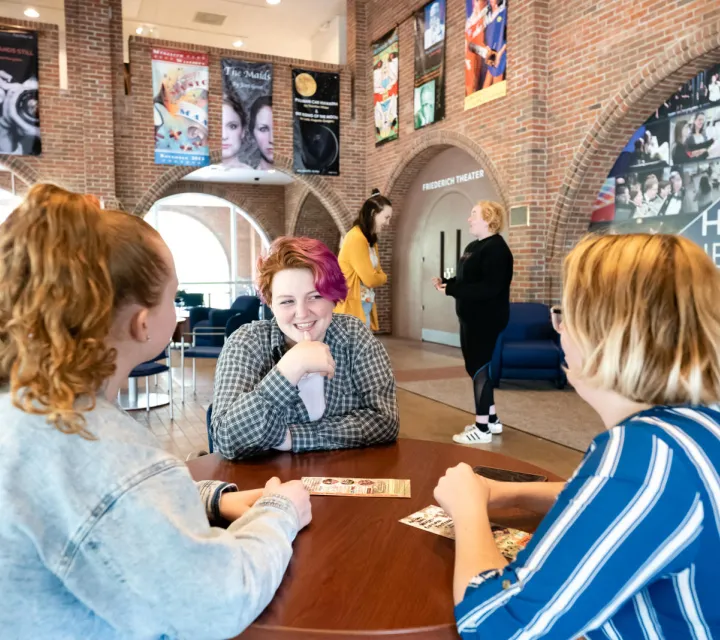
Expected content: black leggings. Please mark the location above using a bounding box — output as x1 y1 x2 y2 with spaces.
472 363 497 422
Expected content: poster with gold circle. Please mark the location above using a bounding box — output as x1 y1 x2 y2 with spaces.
292 68 340 176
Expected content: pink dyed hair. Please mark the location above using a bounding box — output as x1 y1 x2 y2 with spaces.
256 236 348 305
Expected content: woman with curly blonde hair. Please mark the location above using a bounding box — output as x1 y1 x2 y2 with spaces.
432 200 513 445
433 233 720 638
0 184 311 638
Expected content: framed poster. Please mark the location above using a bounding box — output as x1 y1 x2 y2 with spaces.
293 69 340 176
221 60 273 170
373 28 399 145
464 0 507 110
0 30 40 155
152 48 209 167
414 0 446 129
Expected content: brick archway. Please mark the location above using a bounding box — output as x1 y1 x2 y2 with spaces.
546 22 720 299
0 156 45 187
372 130 510 333
161 181 276 242
287 187 346 238
132 150 351 234
382 129 511 211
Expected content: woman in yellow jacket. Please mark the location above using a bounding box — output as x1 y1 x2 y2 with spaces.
335 190 393 331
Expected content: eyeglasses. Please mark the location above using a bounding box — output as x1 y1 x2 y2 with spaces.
550 306 563 333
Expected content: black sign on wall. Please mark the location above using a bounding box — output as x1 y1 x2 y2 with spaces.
292 69 340 176
0 30 41 156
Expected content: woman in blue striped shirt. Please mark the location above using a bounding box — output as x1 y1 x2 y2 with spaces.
434 233 720 639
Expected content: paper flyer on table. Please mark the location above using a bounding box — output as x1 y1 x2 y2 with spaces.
302 476 411 498
399 505 532 561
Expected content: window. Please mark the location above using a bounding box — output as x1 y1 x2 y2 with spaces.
146 193 270 308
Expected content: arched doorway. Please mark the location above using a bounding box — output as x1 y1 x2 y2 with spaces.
392 147 505 344
146 192 270 309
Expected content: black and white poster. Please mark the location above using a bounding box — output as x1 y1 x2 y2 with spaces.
0 30 40 155
292 69 340 176
414 0 446 129
221 59 274 170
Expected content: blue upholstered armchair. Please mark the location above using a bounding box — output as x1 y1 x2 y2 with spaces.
190 296 262 347
490 302 566 388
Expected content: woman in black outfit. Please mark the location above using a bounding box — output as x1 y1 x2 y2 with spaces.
432 201 513 444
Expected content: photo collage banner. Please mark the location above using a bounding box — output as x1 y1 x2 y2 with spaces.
292 69 340 176
221 60 273 170
464 0 508 110
373 28 399 145
0 30 40 156
152 48 209 167
414 0 446 130
590 63 720 266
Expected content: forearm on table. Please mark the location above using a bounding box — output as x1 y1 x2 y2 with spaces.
453 509 507 605
290 402 399 452
513 482 565 514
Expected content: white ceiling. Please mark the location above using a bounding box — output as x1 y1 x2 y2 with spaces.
0 0 347 62
182 164 294 184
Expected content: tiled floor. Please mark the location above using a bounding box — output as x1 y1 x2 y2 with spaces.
127 338 585 479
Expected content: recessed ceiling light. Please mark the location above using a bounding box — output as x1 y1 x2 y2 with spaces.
232 39 244 48
24 8 40 18
266 0 281 5
268 169 276 173
136 26 143 34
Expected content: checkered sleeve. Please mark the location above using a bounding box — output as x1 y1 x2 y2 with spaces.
289 326 399 452
211 326 299 459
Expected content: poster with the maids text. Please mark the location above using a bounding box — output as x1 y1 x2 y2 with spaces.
152 48 209 167
220 60 274 170
373 28 399 145
464 0 507 110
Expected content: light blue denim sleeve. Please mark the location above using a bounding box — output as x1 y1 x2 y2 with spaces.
59 460 299 640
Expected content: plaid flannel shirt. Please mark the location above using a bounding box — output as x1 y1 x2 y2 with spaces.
211 314 399 459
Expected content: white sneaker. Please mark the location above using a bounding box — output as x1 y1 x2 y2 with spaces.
463 422 503 434
453 427 492 444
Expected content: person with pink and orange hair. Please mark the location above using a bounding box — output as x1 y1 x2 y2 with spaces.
212 236 399 460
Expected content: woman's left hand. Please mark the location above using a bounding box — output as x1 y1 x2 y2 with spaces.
218 488 265 522
434 463 490 520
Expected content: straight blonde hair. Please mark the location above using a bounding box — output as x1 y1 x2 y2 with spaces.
562 233 720 405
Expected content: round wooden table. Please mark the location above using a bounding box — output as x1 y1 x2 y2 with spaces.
186 438 563 639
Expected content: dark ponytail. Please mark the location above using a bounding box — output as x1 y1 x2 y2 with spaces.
353 189 392 247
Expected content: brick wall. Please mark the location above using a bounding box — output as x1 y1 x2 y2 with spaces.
365 0 720 329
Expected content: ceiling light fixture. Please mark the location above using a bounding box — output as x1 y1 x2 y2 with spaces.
268 169 276 174
266 0 281 5
232 39 244 48
135 26 144 35
24 8 40 18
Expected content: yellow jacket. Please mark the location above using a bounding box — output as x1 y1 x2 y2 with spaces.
334 226 387 331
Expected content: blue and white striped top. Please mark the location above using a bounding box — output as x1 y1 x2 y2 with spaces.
455 404 720 639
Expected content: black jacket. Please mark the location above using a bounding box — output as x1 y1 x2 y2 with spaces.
444 234 514 331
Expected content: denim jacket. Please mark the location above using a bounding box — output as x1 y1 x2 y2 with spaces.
0 391 300 639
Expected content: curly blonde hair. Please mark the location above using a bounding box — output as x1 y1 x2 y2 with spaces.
0 184 169 437
477 200 506 234
563 233 720 405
